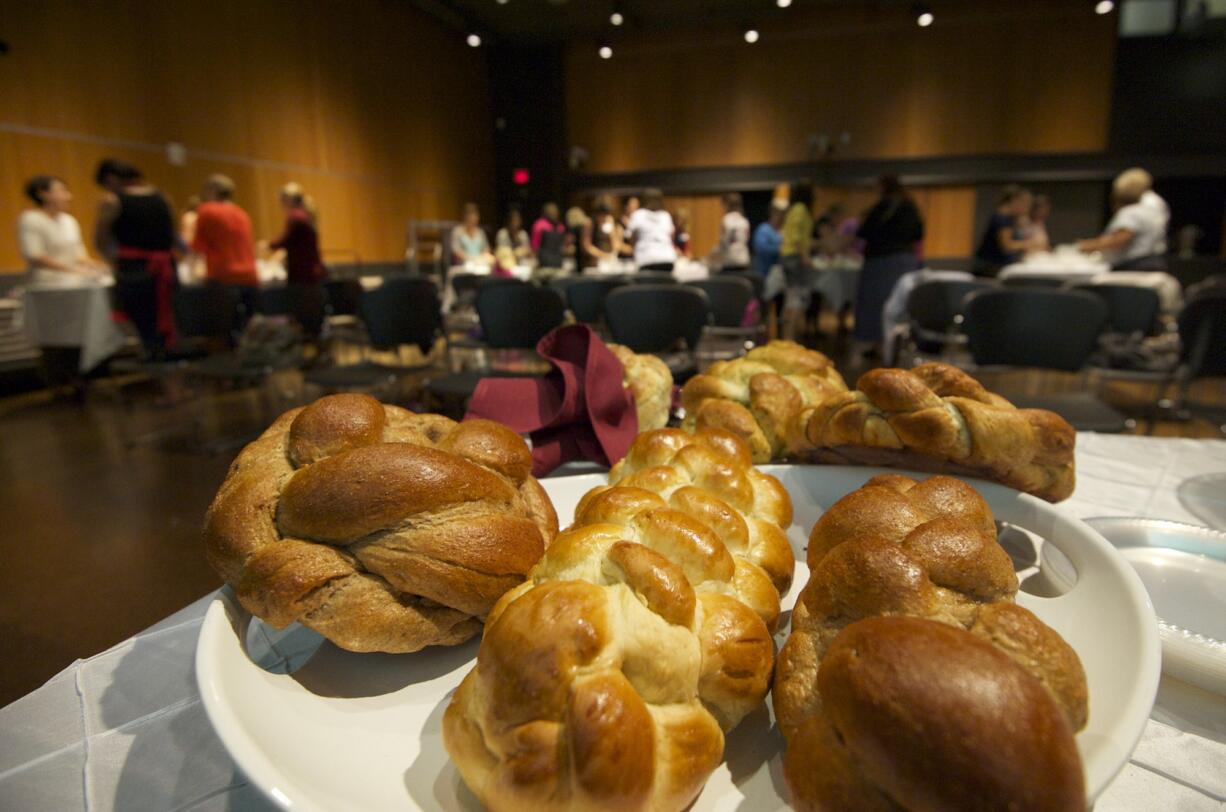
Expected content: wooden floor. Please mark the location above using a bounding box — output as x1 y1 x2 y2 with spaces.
0 338 1222 707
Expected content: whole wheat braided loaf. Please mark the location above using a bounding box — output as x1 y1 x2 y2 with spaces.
443 428 794 811
773 473 1087 811
789 362 1076 501
203 393 558 653
680 340 848 462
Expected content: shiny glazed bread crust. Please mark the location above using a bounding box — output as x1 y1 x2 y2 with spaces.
202 393 558 653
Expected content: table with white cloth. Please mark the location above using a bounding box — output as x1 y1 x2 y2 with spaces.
1000 247 1112 285
20 279 126 372
762 259 861 311
1 433 1224 811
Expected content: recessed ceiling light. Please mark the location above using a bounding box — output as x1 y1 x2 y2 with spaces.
466 33 482 47
1095 0 1114 14
495 0 509 5
776 0 793 7
744 29 760 43
917 11 934 26
599 44 613 59
610 11 624 25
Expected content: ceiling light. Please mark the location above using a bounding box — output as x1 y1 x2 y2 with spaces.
744 29 760 43
495 0 509 5
610 11 624 25
1095 0 1114 14
917 11 934 26
466 33 482 47
776 0 792 7
599 44 613 59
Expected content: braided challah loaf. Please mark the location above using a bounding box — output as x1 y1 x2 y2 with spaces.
203 393 558 653
443 428 794 811
610 343 673 431
680 340 848 462
789 362 1076 501
774 474 1087 811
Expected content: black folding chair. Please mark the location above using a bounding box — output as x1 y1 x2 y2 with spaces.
254 286 291 317
565 277 628 325
306 275 442 393
685 276 759 359
1001 275 1069 289
628 272 678 285
605 284 709 381
1073 284 1161 336
962 288 1128 432
898 279 997 363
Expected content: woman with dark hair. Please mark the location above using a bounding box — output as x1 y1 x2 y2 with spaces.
973 185 1037 277
627 189 677 271
495 207 532 262
854 175 924 357
94 158 177 357
716 192 751 271
531 202 567 270
18 176 102 286
581 194 623 268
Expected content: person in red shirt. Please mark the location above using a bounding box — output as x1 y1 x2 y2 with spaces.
266 182 325 337
193 174 259 326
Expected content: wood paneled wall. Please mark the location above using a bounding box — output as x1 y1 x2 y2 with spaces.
567 1 1115 174
0 0 493 273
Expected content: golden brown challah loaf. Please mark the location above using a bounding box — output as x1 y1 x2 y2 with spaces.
790 362 1076 501
203 393 558 653
680 340 848 462
609 343 673 431
443 428 794 811
774 474 1087 811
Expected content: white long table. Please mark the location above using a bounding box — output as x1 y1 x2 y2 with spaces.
1 433 1223 811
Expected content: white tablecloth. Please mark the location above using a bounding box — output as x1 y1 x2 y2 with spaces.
1 434 1224 811
21 282 126 372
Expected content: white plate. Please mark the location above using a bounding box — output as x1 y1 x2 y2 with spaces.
1084 517 1226 696
196 465 1161 811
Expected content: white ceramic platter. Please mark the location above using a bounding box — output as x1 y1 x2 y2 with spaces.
1084 517 1226 696
197 465 1161 811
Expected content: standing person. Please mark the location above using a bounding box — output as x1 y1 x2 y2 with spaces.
531 202 567 270
627 189 677 272
752 199 787 339
779 182 815 341
267 182 325 338
973 185 1038 277
854 174 924 358
193 174 259 328
716 193 751 271
18 176 102 286
94 159 177 358
1077 168 1170 270
1023 194 1052 254
495 207 532 263
581 194 623 268
450 202 493 265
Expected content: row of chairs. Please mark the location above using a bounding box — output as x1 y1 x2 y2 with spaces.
898 278 1226 432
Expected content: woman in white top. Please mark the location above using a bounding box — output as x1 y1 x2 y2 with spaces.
626 188 677 271
1077 168 1170 270
716 192 751 270
17 176 103 286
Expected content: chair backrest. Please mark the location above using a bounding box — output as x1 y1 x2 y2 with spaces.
324 279 362 316
566 278 628 324
962 289 1107 372
686 277 754 328
1072 283 1161 335
174 285 240 340
720 268 765 300
254 286 291 316
1178 288 1226 378
358 275 442 352
1001 276 1068 290
906 279 996 332
604 285 709 353
629 272 677 285
475 280 566 348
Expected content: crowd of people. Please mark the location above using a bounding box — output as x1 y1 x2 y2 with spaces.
17 159 326 359
18 161 1173 366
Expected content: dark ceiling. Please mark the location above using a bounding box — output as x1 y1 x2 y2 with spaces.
414 0 914 44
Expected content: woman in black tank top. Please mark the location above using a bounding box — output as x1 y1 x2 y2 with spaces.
94 159 176 357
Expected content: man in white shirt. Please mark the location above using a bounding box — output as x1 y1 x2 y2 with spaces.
627 188 678 271
1078 168 1170 269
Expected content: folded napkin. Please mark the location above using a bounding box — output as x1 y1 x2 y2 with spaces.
465 324 638 477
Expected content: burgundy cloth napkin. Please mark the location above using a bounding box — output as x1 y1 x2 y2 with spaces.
464 324 638 477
